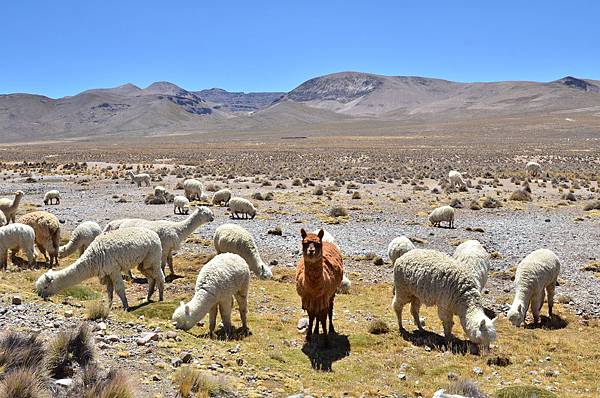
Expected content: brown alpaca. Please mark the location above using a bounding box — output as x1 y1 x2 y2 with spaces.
296 228 344 344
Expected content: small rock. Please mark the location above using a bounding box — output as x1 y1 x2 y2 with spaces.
106 334 119 343
297 317 309 331
228 344 240 354
209 363 223 371
181 351 193 364
236 358 244 366
64 310 74 318
152 374 161 382
397 372 406 381
137 332 159 346
473 367 483 375
545 369 560 377
270 259 278 266
372 256 384 266
171 358 183 368
166 331 177 339
55 378 73 387
11 296 22 305
97 321 107 331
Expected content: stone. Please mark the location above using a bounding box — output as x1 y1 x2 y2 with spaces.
297 317 309 331
372 256 384 266
397 372 406 380
64 310 74 318
171 358 183 368
11 296 22 305
166 331 177 339
181 351 193 364
137 332 159 346
472 367 483 375
97 321 107 331
55 378 73 387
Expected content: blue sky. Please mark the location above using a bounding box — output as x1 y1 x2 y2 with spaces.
1 1 599 98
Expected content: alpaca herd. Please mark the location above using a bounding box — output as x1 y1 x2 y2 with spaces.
0 159 564 358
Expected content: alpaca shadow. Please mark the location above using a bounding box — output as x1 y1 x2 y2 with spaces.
10 256 47 270
301 334 351 371
130 276 148 285
165 274 184 283
400 329 481 355
203 326 253 341
483 307 497 320
525 314 568 330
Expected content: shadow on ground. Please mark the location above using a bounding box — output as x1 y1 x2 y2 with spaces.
400 329 483 355
301 334 351 371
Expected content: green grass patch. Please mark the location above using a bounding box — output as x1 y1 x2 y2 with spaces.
130 301 178 320
61 285 101 300
495 386 559 398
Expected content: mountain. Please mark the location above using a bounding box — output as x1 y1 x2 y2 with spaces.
194 89 284 113
1 73 600 142
0 82 228 141
272 72 600 121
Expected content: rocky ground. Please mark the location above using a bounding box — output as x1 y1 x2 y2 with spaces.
1 160 600 397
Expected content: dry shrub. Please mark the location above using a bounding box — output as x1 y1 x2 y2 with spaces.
86 301 109 321
80 367 134 398
562 192 576 202
174 366 232 398
0 332 46 373
509 189 532 202
446 378 485 398
351 191 361 200
275 183 287 189
251 192 264 200
264 192 274 201
583 200 600 211
313 186 324 196
482 196 501 208
368 319 390 335
0 368 49 398
469 200 482 210
291 178 302 186
329 205 348 217
47 324 95 379
144 194 166 205
450 198 463 208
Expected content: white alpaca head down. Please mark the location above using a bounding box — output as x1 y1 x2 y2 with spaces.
35 270 59 298
472 317 497 350
507 304 526 327
172 300 196 330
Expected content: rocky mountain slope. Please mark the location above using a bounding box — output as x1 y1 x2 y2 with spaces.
1 73 599 142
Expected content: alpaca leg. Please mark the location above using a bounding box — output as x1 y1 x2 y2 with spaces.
105 279 114 309
0 250 7 270
167 252 174 276
36 243 48 264
411 298 424 330
328 296 336 335
320 312 329 346
112 274 129 311
208 304 218 338
25 246 35 268
531 290 544 324
219 298 233 339
146 275 156 302
306 313 315 342
392 295 406 332
234 290 249 333
437 306 454 339
546 282 556 317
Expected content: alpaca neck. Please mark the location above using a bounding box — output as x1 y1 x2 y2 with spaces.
510 287 529 311
52 256 97 292
11 195 22 210
174 211 203 240
187 290 214 324
302 255 324 281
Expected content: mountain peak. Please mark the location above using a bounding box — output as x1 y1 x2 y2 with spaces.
143 81 188 96
554 76 599 92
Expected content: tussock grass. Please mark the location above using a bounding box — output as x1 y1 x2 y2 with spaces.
174 366 233 398
61 285 101 301
85 300 109 320
0 332 45 373
0 367 49 398
495 386 559 398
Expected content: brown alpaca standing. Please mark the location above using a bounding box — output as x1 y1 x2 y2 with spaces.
296 228 344 345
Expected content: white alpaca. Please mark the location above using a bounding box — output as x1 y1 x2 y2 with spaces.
0 191 25 223
35 227 165 310
387 236 415 264
0 223 36 270
172 253 250 338
0 211 6 227
104 206 214 275
453 240 490 292
173 195 190 215
59 221 102 258
428 205 455 228
227 197 257 219
154 185 166 197
507 249 560 327
393 249 496 350
213 223 272 279
126 171 151 187
525 161 542 178
448 170 466 189
212 189 232 206
183 178 203 201
43 190 60 205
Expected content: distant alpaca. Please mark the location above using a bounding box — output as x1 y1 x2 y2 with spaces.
296 229 344 345
126 171 151 187
0 191 25 224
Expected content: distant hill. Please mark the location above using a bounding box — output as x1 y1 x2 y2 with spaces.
195 89 284 113
1 73 600 142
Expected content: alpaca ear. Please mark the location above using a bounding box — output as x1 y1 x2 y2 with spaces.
480 319 486 329
300 228 307 239
318 229 325 241
179 301 185 308
45 274 53 282
517 304 523 313
184 305 190 316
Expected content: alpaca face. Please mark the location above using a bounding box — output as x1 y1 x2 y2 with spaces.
35 272 57 298
507 304 525 326
300 228 323 259
172 302 195 330
474 317 497 350
194 206 215 223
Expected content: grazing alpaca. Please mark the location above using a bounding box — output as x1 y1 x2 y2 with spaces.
295 228 344 345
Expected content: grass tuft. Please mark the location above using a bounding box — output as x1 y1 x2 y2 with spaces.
0 367 49 398
86 301 110 321
494 385 559 398
367 319 390 335
61 286 101 301
174 366 233 398
0 332 46 373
